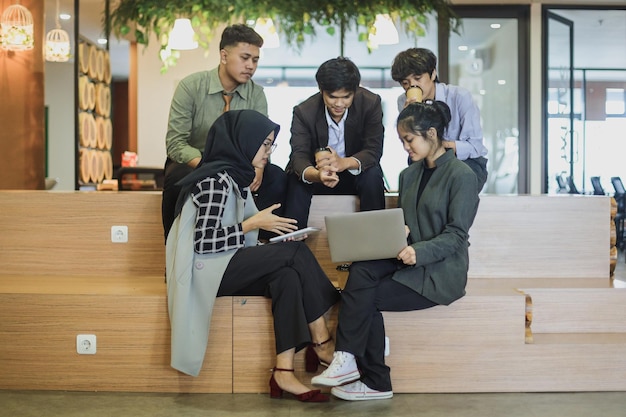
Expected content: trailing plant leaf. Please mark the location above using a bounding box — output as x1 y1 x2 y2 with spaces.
108 0 459 71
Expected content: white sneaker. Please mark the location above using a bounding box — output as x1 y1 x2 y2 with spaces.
331 380 393 401
311 351 360 387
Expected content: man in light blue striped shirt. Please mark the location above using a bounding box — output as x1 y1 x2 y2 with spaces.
392 48 488 192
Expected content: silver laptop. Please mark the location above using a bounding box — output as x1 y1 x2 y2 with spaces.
325 208 407 263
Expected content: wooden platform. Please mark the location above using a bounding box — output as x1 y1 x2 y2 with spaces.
467 195 609 280
0 276 231 393
1 191 625 393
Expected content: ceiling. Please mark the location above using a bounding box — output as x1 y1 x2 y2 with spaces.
45 2 625 81
551 8 626 70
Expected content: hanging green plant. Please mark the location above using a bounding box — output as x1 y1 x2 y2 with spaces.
109 0 459 71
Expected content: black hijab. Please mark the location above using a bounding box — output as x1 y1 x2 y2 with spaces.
174 110 280 216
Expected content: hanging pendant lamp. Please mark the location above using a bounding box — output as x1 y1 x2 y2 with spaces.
1 1 34 51
45 0 71 62
167 18 198 50
368 14 399 48
254 17 280 49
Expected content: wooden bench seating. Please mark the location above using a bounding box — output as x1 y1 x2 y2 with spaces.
0 275 231 392
1 191 625 393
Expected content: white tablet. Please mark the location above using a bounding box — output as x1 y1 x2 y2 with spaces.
269 227 320 243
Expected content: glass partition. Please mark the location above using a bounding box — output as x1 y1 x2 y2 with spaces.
448 15 522 194
544 8 626 195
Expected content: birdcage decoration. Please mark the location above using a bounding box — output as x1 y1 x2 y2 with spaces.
1 2 34 51
45 28 70 62
45 0 70 62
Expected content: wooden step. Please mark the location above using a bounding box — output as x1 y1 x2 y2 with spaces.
468 195 610 280
1 191 620 394
521 287 626 334
230 289 526 393
533 333 626 344
387 341 626 393
384 288 527 348
468 277 613 291
0 277 232 393
0 191 165 277
231 296 338 393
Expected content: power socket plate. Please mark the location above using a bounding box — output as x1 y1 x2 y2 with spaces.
111 225 128 243
77 334 97 354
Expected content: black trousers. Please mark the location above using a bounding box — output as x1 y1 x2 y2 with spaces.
218 241 340 355
464 156 488 193
282 164 386 229
161 158 287 241
336 259 438 392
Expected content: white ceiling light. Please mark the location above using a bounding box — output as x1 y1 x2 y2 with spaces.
368 14 399 48
254 17 280 49
167 18 198 50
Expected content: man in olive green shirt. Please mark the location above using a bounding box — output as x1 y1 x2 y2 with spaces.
162 24 286 240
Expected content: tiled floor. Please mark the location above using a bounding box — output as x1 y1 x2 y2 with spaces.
2 389 626 417
2 254 626 417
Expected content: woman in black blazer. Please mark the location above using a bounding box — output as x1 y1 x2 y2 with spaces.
311 101 481 401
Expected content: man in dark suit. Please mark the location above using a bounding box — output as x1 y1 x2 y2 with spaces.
283 57 386 229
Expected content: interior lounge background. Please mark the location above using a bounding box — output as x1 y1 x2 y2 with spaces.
1 0 625 195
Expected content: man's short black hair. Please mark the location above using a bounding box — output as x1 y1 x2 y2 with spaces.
220 24 263 50
390 48 438 82
315 57 361 93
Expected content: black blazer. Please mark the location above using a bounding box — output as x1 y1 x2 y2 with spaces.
285 87 384 179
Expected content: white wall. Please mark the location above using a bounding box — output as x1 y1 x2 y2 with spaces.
45 62 75 191
136 31 224 168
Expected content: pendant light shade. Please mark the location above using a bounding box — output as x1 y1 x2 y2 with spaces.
368 14 399 48
45 29 71 62
167 18 198 50
45 0 71 62
254 17 280 49
1 3 34 51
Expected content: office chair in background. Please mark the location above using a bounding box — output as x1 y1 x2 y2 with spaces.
566 176 580 194
556 173 568 194
590 176 606 195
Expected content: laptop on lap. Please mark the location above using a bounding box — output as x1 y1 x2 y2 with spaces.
324 208 407 263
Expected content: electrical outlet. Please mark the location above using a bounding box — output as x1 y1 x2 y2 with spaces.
111 225 128 243
77 334 97 355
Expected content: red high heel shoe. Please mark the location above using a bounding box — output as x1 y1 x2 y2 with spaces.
305 337 332 373
269 368 329 402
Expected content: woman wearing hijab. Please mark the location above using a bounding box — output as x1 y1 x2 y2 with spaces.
166 110 339 402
